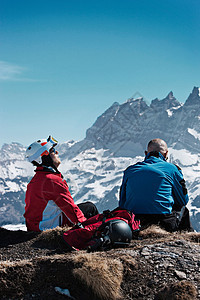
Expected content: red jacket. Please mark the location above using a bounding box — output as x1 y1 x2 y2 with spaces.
24 166 86 231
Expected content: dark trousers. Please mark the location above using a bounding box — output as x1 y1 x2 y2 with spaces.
78 201 99 219
135 207 193 232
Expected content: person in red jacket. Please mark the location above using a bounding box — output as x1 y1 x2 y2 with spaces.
24 136 98 232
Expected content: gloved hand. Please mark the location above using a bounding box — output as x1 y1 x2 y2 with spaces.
73 222 84 229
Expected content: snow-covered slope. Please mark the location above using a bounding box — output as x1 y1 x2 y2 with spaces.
1 87 200 231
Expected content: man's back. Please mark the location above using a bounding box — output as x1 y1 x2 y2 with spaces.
24 167 86 231
119 152 189 214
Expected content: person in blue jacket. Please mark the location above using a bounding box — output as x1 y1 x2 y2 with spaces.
119 138 193 232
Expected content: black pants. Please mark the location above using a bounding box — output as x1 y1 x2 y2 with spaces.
135 207 193 232
78 201 99 219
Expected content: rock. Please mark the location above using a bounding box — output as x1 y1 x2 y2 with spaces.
174 270 187 279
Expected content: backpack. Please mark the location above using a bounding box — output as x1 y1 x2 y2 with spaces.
63 207 140 251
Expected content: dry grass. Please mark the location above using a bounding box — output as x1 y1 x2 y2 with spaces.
139 225 200 244
119 254 136 266
33 225 70 247
32 225 200 252
155 280 198 300
0 259 32 270
183 231 200 243
139 225 170 239
72 252 124 300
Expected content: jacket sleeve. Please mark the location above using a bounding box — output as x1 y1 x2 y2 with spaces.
172 167 189 208
51 177 87 225
119 172 127 208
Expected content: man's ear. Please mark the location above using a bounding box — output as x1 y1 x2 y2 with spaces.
145 150 148 156
163 150 168 160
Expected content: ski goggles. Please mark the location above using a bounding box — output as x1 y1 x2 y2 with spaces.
47 135 58 146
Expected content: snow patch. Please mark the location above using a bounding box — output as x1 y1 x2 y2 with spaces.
5 181 21 192
166 105 181 117
2 223 27 231
169 148 199 166
188 128 200 141
166 109 173 117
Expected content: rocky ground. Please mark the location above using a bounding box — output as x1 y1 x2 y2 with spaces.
0 226 199 300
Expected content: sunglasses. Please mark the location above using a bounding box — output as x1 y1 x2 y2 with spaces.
49 147 56 154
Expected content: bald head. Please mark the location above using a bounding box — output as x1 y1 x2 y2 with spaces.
146 138 168 158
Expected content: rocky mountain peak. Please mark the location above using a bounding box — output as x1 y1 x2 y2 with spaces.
150 91 180 111
86 96 148 143
123 96 149 113
184 86 200 106
111 101 120 107
166 91 174 99
126 96 143 102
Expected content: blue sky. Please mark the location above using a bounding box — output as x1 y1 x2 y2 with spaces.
0 0 199 147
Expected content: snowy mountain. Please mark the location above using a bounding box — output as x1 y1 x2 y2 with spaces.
1 87 200 231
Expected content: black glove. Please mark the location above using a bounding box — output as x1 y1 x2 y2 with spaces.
73 222 84 229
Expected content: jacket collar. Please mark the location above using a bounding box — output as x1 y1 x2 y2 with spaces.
35 165 62 176
145 151 166 162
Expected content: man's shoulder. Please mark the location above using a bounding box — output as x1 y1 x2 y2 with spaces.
36 170 63 182
157 161 183 178
44 173 68 191
124 161 143 172
45 172 63 181
163 161 181 171
125 159 178 171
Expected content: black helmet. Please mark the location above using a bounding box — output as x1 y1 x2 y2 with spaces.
88 219 132 252
104 219 132 247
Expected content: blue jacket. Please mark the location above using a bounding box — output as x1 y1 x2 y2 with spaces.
119 152 189 214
